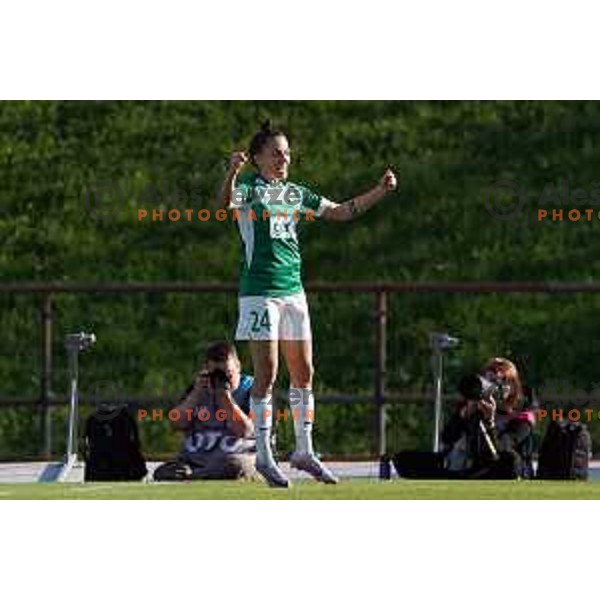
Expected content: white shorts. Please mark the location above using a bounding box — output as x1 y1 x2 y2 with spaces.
235 292 312 341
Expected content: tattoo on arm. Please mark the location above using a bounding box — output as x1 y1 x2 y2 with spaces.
349 198 360 218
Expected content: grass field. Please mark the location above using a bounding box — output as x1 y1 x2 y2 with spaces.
1 479 600 499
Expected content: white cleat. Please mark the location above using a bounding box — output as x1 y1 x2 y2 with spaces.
290 451 339 484
256 459 291 488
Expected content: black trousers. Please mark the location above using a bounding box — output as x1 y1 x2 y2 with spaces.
153 454 256 481
392 450 520 480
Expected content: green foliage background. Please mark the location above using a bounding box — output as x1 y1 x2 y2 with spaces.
2 100 600 459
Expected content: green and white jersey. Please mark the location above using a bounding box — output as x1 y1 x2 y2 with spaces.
230 172 336 297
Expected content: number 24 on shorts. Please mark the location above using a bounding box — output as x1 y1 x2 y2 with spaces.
250 309 271 333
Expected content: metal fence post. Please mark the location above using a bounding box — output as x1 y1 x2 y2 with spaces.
431 349 443 452
374 290 387 458
40 293 53 459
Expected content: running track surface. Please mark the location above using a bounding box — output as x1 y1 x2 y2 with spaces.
1 461 600 484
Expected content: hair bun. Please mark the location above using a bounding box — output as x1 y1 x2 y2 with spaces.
260 119 272 133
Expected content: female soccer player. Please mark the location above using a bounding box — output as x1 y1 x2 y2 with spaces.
220 121 397 486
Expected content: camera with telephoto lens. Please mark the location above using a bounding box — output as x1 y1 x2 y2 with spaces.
208 368 232 389
458 372 511 404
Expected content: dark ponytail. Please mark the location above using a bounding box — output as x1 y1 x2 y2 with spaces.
248 120 288 166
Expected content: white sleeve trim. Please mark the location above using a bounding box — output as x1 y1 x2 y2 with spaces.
228 186 248 210
315 197 339 217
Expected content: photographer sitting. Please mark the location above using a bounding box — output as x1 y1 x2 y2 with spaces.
483 357 535 477
153 341 256 481
394 357 534 480
443 357 534 478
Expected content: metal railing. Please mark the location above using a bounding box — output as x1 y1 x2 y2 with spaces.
2 280 600 460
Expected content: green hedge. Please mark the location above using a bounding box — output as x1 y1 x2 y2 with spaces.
2 101 600 458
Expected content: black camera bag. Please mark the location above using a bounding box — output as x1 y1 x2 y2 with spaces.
537 420 591 480
84 406 148 481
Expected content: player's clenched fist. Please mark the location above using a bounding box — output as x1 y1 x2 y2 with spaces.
380 168 398 192
229 151 248 173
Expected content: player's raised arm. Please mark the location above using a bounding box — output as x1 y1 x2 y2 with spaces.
322 168 398 221
218 151 248 209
